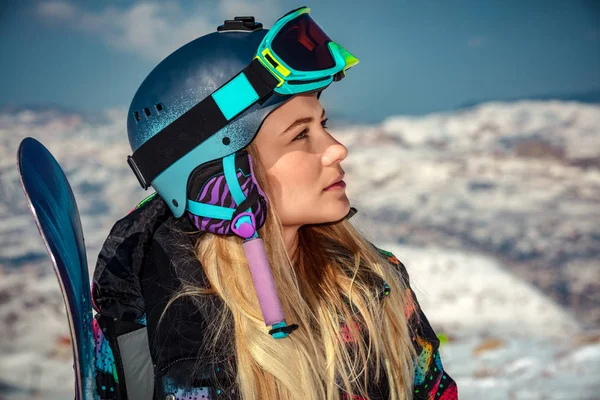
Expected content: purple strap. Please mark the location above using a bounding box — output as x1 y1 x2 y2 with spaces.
242 237 285 326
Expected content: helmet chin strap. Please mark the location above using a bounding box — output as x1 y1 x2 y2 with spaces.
187 152 298 339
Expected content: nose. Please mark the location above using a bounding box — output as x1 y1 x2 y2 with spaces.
321 134 348 166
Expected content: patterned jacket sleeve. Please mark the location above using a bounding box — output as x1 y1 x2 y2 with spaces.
377 248 459 400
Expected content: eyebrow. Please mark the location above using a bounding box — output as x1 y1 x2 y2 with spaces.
279 108 326 136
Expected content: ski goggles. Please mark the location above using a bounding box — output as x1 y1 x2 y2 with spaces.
255 6 358 95
128 6 358 190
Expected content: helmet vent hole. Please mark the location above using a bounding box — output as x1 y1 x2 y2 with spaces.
155 103 163 112
222 137 231 145
143 108 151 117
133 111 141 122
172 199 178 207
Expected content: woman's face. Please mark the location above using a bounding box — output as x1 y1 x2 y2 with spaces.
253 93 350 229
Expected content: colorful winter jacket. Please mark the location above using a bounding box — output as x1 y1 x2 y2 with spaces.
92 195 458 399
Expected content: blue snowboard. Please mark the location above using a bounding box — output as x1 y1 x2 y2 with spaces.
17 137 95 399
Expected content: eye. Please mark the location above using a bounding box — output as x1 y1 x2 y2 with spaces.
291 118 329 142
292 129 309 141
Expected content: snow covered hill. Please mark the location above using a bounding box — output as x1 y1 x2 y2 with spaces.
380 243 600 400
339 101 600 328
383 243 578 338
0 100 599 398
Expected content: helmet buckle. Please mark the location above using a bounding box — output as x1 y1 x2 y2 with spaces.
127 155 149 189
232 211 257 239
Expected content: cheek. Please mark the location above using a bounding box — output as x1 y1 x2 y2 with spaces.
264 153 350 226
266 153 320 204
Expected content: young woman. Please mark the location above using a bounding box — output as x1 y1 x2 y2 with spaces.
92 7 457 400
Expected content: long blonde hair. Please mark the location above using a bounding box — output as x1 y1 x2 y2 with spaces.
165 142 417 399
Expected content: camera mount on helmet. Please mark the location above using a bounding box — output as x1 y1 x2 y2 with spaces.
218 16 263 32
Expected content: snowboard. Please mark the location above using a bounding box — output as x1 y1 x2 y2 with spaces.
17 137 95 399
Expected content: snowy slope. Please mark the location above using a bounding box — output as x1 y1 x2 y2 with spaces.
381 243 579 338
1 100 599 398
339 101 600 328
381 243 599 400
0 270 73 396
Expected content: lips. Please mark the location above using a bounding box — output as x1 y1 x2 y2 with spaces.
324 173 345 190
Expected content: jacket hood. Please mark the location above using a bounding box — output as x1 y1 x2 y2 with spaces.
92 194 175 321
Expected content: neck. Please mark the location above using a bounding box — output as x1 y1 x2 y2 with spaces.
282 225 300 260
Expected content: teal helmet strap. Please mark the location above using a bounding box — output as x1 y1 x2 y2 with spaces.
223 153 246 205
187 199 234 221
222 153 260 239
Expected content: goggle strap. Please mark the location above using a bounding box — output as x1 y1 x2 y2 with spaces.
128 59 279 189
243 58 281 98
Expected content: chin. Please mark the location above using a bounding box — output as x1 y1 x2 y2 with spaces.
321 200 352 224
285 198 352 226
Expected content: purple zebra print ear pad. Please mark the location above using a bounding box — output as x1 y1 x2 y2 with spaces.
186 150 268 236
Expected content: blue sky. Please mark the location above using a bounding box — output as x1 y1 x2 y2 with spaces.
0 0 599 123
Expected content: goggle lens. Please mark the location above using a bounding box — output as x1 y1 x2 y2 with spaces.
271 14 335 71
